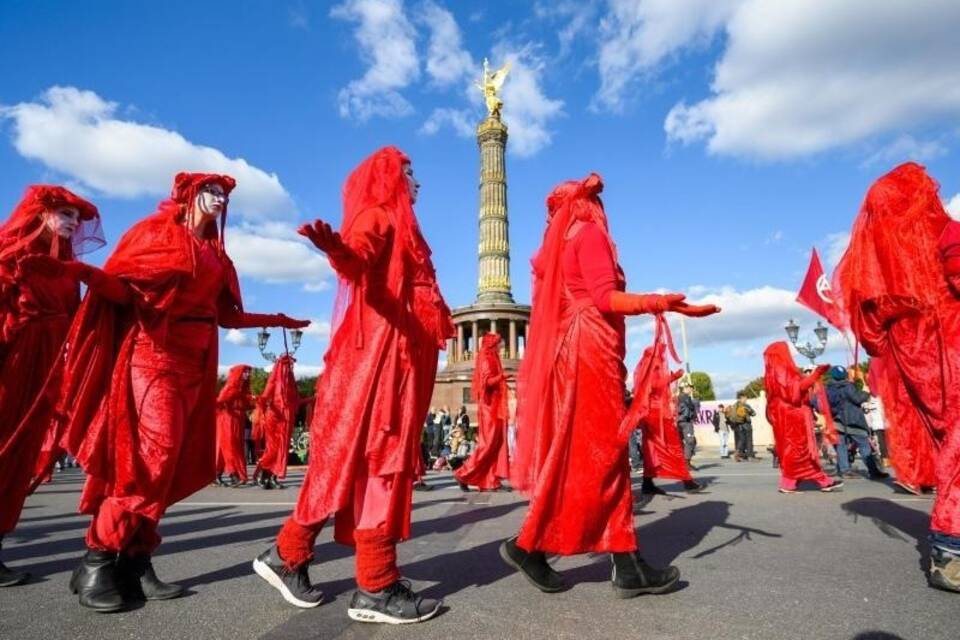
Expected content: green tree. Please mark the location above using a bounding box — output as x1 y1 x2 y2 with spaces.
689 371 716 400
738 376 765 398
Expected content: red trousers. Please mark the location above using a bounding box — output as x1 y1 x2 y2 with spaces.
85 347 204 553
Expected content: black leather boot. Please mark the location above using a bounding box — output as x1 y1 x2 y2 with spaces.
499 537 564 593
610 552 680 598
69 550 125 612
641 477 667 495
0 536 29 587
117 553 183 600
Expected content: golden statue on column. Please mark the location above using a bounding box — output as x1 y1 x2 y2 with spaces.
478 58 512 119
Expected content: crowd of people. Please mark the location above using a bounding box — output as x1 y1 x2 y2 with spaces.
0 152 957 626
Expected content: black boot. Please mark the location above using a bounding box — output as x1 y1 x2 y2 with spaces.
270 475 286 490
498 537 564 593
348 579 441 624
458 482 471 492
641 477 667 496
0 536 29 587
253 546 324 608
69 550 125 612
260 471 273 490
683 480 704 493
117 553 183 600
610 552 680 598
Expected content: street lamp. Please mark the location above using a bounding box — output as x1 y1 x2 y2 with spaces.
256 327 304 363
784 318 829 364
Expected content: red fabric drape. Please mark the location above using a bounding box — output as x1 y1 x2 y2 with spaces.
454 333 509 490
255 355 299 478
216 364 254 481
512 174 635 555
624 316 692 482
292 147 453 546
834 162 960 535
763 342 832 486
0 185 100 534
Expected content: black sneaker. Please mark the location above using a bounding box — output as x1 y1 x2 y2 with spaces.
0 560 29 587
498 537 565 593
458 482 470 492
252 546 323 608
819 479 844 493
347 580 441 624
683 480 704 493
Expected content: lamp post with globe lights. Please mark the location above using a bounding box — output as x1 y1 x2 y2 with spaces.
784 318 829 365
256 326 304 363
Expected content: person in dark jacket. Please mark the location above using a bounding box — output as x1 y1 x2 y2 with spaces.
820 366 889 480
677 383 700 469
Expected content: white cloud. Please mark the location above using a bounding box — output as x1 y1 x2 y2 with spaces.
534 1 599 56
420 107 475 137
1 86 296 219
595 0 741 112
823 231 851 269
492 43 565 157
764 230 783 245
303 319 332 339
332 0 420 120
224 329 256 347
862 135 949 168
663 0 960 159
226 222 334 291
947 194 960 220
418 0 474 87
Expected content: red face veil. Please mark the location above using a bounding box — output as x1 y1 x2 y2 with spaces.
219 364 252 402
0 185 103 262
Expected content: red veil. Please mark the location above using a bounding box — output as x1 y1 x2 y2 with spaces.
219 364 253 404
472 332 508 423
512 173 616 492
256 354 299 477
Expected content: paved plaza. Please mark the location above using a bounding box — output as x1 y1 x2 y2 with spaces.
0 455 953 640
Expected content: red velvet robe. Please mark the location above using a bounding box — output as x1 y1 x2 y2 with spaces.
763 342 832 488
835 162 960 536
255 355 299 479
0 243 79 533
454 335 510 490
514 221 635 555
293 205 452 544
55 201 274 552
216 365 254 481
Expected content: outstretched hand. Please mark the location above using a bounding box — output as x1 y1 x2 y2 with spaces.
670 302 721 318
298 219 344 254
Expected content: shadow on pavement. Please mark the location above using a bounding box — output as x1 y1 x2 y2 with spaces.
851 632 906 640
841 497 930 575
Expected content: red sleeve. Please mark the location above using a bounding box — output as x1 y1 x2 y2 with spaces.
575 223 619 313
341 206 391 272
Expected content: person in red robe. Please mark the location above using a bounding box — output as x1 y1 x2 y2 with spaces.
762 342 842 494
0 185 104 587
253 354 300 490
624 316 703 496
504 173 719 597
254 147 453 624
215 364 254 487
455 332 510 492
28 172 308 612
834 162 960 593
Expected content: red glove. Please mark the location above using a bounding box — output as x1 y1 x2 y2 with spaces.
608 292 686 315
298 219 361 279
671 302 721 318
800 364 831 392
275 313 310 330
18 255 91 280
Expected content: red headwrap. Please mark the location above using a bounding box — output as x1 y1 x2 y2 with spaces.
833 162 949 334
218 364 252 404
472 332 508 422
0 184 103 263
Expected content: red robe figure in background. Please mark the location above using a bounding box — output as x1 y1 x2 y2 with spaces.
254 147 453 625
0 185 103 587
503 173 719 598
762 342 840 494
455 332 510 492
38 173 307 612
834 162 960 593
624 316 701 495
216 364 254 486
253 354 300 490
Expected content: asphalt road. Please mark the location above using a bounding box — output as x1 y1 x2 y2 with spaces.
0 455 953 640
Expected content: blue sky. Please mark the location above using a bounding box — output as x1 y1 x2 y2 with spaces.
2 0 959 396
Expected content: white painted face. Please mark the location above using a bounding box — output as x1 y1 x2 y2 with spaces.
195 183 227 218
403 162 420 204
42 206 81 239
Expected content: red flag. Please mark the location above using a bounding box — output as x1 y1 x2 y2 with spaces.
797 248 843 328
